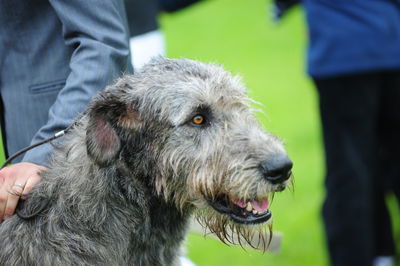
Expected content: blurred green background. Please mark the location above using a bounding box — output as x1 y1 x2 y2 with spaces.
161 0 328 265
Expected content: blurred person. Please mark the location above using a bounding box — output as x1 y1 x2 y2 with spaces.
125 0 201 69
273 1 400 266
125 0 164 69
0 0 131 221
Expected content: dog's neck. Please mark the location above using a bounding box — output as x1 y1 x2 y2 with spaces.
113 168 192 265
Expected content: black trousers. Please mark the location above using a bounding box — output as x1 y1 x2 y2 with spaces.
314 70 400 266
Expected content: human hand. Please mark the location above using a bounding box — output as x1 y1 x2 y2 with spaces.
0 162 46 222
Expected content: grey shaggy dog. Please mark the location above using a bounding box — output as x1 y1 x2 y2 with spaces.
0 57 292 266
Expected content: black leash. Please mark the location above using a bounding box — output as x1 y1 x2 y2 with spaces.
1 130 66 170
1 121 77 170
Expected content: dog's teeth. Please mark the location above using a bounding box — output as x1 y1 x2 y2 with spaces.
252 210 258 215
246 202 253 211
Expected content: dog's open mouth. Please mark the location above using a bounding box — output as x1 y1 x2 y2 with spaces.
208 196 271 225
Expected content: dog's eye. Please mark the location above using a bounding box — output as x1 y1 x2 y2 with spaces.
186 106 212 128
192 115 205 125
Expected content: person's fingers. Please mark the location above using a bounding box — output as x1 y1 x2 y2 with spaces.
3 180 26 219
21 175 42 200
0 186 7 222
0 170 13 222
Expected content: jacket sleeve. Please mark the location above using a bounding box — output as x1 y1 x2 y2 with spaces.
22 0 131 166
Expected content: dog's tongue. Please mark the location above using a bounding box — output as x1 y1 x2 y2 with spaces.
251 199 269 212
232 198 270 212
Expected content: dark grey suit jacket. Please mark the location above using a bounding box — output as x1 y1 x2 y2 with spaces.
0 0 131 166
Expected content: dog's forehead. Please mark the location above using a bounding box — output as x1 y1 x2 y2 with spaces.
133 58 254 125
141 57 247 94
156 76 249 124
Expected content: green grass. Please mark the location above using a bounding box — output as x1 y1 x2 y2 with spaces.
161 1 328 265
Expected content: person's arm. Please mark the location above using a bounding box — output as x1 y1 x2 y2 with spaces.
23 0 131 166
0 0 131 221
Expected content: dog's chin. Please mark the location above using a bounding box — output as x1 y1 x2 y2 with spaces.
207 195 272 225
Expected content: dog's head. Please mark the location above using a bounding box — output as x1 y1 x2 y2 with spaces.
85 57 292 248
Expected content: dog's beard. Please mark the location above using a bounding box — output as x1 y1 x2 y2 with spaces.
194 208 273 251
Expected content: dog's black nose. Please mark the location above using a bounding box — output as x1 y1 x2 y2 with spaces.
260 154 293 184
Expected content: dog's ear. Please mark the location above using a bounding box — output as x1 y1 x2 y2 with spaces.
86 90 141 166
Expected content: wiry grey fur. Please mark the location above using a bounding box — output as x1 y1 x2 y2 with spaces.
0 57 291 265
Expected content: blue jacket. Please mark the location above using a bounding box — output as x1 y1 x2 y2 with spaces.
0 0 131 166
303 0 400 78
